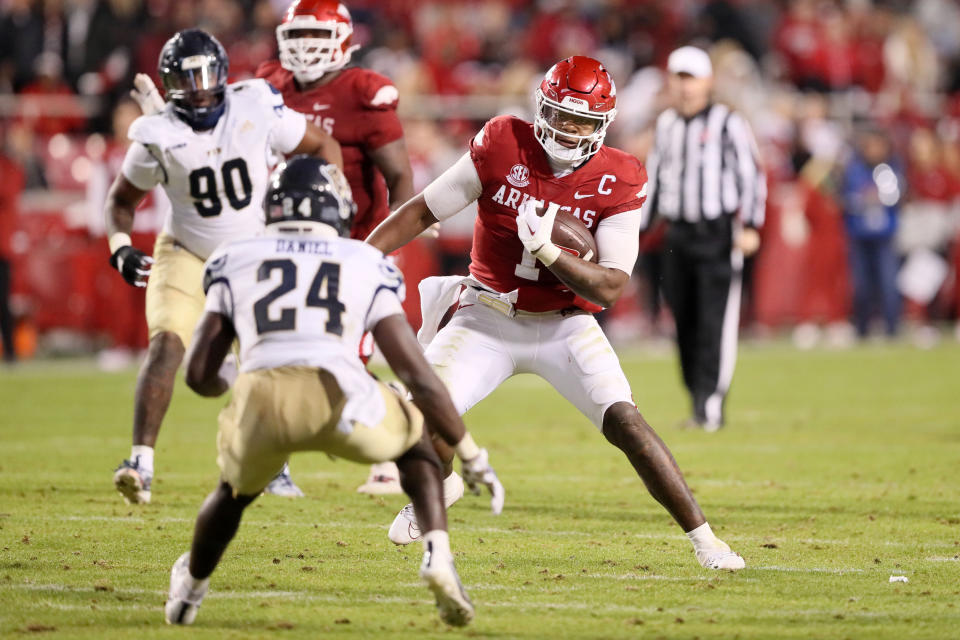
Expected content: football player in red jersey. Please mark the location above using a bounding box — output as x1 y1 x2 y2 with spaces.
367 56 745 570
257 0 412 242
257 0 416 495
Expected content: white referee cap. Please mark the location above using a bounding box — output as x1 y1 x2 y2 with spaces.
667 46 713 78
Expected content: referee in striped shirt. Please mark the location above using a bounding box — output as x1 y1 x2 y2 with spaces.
641 46 766 432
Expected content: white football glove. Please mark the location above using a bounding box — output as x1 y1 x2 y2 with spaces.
461 448 504 515
130 73 165 116
516 200 561 266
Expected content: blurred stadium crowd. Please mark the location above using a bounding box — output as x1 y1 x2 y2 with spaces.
2 0 960 364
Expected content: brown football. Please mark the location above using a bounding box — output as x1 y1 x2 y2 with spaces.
551 209 599 263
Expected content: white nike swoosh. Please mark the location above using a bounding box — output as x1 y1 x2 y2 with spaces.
313 103 331 111
573 192 594 200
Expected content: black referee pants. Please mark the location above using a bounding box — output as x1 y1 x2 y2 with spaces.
0 259 14 362
661 217 743 426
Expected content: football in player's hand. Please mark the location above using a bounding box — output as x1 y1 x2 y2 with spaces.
551 209 598 263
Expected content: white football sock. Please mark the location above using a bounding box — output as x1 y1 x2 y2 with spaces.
131 445 154 475
185 572 209 594
685 522 727 552
422 530 452 559
442 472 464 508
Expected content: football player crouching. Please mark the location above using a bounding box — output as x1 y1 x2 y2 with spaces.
109 28 342 504
165 156 501 627
257 0 420 496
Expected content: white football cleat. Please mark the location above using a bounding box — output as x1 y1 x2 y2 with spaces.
356 461 403 495
164 552 209 625
388 472 465 545
113 458 151 504
696 540 746 570
263 463 304 497
420 545 474 626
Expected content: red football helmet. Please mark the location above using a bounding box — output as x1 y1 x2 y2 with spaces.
277 0 359 83
534 56 617 164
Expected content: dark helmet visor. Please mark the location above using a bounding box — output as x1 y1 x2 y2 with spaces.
162 54 227 94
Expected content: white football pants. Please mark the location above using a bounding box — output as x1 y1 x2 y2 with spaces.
424 290 635 429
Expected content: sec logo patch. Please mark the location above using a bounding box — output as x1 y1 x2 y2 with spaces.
506 164 530 188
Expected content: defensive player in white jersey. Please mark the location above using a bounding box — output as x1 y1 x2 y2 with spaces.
368 57 744 570
105 29 342 504
165 156 501 628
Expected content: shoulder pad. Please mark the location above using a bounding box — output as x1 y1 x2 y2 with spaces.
126 113 175 147
255 59 282 81
229 78 284 114
350 69 399 110
202 248 230 294
377 257 405 301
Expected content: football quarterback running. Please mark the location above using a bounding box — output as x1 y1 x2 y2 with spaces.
106 28 342 504
367 56 745 570
257 0 417 495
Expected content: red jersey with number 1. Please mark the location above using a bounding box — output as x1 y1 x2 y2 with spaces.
256 62 404 240
468 115 647 312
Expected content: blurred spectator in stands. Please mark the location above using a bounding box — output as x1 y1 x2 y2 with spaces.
818 6 855 92
841 125 903 339
898 127 958 345
17 52 86 137
884 16 940 95
72 0 145 117
86 98 164 368
773 0 824 91
5 122 47 189
0 126 25 363
789 92 852 348
0 0 45 92
849 1 891 93
224 0 278 80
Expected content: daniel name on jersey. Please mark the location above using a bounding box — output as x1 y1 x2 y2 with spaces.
122 79 307 260
203 233 405 431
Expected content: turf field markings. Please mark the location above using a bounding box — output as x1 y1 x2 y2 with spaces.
752 565 865 574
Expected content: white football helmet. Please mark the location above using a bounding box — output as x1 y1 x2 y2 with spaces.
276 0 361 84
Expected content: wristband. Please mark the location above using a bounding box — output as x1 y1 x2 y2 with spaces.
534 243 561 267
454 432 481 461
109 232 132 254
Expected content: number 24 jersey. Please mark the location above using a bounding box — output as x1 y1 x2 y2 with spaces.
120 79 307 260
202 233 405 430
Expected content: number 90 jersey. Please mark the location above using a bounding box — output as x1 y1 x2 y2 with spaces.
120 79 307 260
202 233 405 429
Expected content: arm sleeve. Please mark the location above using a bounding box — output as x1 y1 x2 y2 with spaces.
365 290 405 331
422 152 483 221
726 112 767 228
596 209 643 275
120 142 164 190
258 80 307 154
268 105 308 155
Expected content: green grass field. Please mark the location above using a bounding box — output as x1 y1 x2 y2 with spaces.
2 342 959 639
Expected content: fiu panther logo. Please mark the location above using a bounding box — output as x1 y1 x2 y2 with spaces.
506 163 530 188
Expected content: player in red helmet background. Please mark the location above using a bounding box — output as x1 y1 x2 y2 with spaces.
257 0 416 495
257 0 413 243
366 56 746 571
